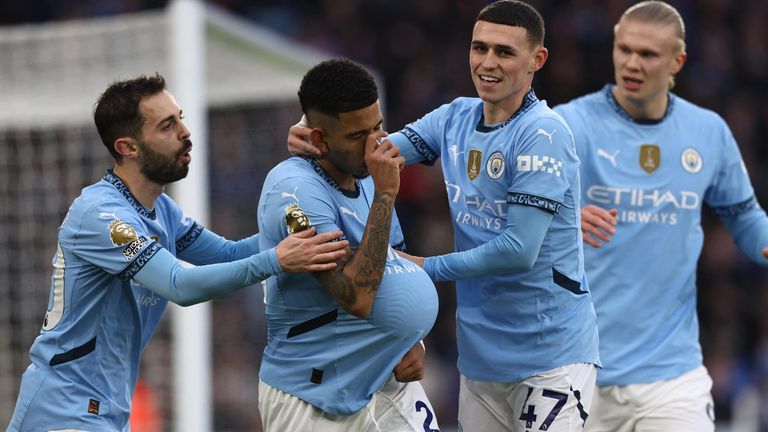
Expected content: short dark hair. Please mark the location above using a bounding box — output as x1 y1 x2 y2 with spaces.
93 73 167 161
298 58 378 119
477 0 545 47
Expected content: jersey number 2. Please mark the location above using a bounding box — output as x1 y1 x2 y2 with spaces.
415 400 439 432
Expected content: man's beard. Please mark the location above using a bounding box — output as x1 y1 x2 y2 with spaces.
139 139 191 185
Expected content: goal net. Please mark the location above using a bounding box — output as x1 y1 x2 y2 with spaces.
0 2 327 429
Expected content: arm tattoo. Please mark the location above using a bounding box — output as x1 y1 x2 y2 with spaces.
326 191 394 311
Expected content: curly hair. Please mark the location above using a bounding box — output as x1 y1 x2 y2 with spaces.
93 73 166 161
477 0 545 47
298 58 378 119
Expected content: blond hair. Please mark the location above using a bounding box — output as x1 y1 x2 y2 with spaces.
616 1 686 88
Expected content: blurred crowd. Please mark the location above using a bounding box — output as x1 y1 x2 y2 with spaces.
4 0 768 430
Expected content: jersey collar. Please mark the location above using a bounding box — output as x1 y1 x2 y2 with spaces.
103 169 157 220
604 84 675 124
476 89 539 133
302 157 361 198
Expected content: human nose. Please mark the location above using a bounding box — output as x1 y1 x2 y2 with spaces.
179 120 191 140
625 52 641 70
481 51 498 69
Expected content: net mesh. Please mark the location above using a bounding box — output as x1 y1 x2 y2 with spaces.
0 5 320 429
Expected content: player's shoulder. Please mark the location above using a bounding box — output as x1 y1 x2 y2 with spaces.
265 157 329 189
261 157 335 207
437 96 483 118
67 178 131 222
553 86 608 122
671 93 728 127
448 96 483 109
520 103 573 140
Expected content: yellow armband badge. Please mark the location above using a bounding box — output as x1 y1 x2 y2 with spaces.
285 203 312 234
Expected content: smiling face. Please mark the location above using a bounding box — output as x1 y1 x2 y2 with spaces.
612 17 686 115
469 20 547 122
135 90 193 185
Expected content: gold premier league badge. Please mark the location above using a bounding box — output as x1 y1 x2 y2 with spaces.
467 149 482 181
639 144 660 174
285 203 312 234
108 219 138 246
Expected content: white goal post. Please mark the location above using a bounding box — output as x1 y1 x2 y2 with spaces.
0 1 329 429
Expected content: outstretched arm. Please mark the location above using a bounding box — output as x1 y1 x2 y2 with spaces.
134 228 347 306
422 204 553 281
287 117 432 165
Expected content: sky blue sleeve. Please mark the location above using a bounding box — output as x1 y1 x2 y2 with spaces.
716 198 768 266
508 116 575 205
176 228 260 265
387 103 460 166
387 132 428 166
423 204 553 281
132 246 280 306
706 118 768 265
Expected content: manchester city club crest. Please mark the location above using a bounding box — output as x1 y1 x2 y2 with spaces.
467 149 482 181
680 147 703 174
285 203 312 234
639 144 660 174
486 151 505 179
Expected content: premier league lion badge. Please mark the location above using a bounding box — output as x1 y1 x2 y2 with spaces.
285 203 312 234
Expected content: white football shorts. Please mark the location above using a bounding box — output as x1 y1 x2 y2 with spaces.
458 362 597 432
584 365 715 432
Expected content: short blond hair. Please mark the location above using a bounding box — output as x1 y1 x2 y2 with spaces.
616 1 686 88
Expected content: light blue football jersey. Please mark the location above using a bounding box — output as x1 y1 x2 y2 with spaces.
555 85 757 386
257 157 438 415
389 91 600 382
9 170 209 431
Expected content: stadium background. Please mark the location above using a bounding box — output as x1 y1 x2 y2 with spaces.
2 0 768 430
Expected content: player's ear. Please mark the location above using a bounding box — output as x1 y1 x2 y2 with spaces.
670 50 686 75
529 46 548 74
114 137 140 159
308 128 329 154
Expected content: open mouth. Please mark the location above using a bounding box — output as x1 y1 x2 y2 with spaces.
179 141 193 162
478 74 501 84
622 76 642 90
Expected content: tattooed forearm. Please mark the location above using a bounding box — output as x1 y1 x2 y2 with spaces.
327 275 356 310
357 191 394 285
323 191 395 316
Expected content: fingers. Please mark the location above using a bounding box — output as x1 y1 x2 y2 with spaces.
763 247 768 259
582 232 603 248
582 221 612 243
288 226 316 238
366 131 390 156
581 205 617 246
394 360 424 382
287 124 322 157
395 155 405 171
314 239 348 254
304 261 339 272
311 249 347 264
311 229 344 243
